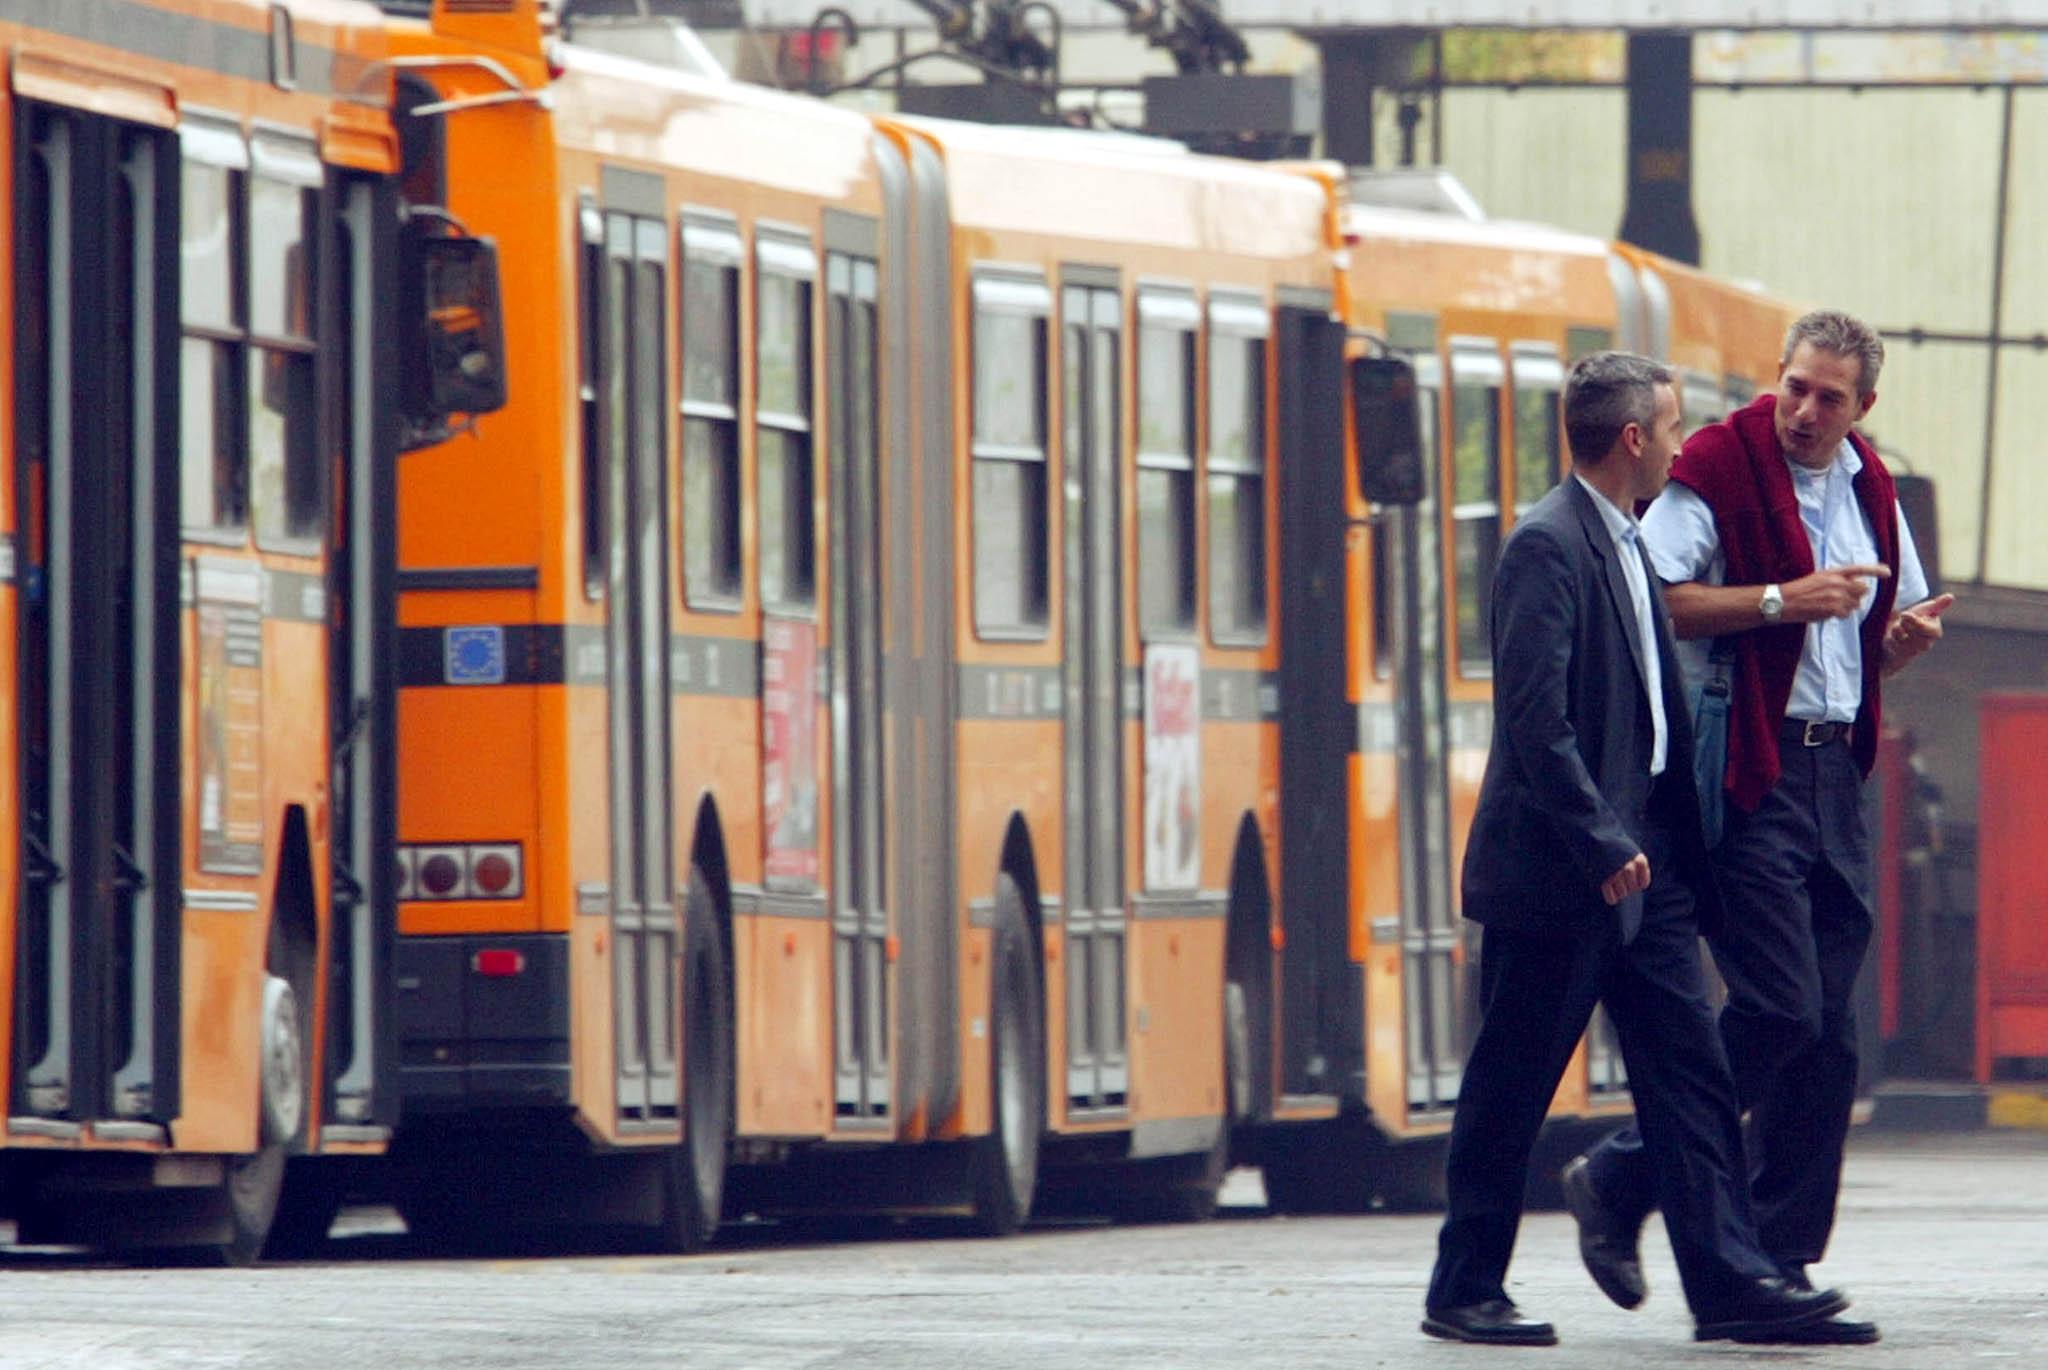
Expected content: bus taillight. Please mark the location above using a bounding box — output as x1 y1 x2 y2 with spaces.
398 843 526 901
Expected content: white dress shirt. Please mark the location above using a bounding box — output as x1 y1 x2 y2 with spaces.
1575 475 1668 777
1640 438 1929 721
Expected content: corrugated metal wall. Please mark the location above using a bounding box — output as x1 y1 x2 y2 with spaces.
1440 84 2048 591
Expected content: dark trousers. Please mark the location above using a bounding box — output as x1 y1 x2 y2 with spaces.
1584 738 1874 1270
1426 813 1779 1315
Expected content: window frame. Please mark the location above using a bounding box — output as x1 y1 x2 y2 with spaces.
177 113 252 545
1448 340 1505 680
1135 286 1200 643
245 127 324 555
677 209 745 612
969 268 1054 641
1508 343 1563 519
1204 290 1270 648
754 226 818 617
1682 367 1722 440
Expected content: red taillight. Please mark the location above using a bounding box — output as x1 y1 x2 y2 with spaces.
472 948 525 977
473 851 515 895
420 853 463 897
398 842 522 901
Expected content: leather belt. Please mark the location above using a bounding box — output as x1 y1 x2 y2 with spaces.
1781 717 1850 748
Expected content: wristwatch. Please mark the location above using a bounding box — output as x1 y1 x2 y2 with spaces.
1760 583 1785 625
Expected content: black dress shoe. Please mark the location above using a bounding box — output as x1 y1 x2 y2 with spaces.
1560 1155 1645 1309
1733 1315 1881 1345
1422 1299 1559 1346
1762 1267 1880 1342
1693 1276 1849 1342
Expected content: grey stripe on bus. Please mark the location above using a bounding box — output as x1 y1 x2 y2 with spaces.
265 568 327 623
0 0 340 97
727 887 829 920
1128 892 1226 920
0 534 14 583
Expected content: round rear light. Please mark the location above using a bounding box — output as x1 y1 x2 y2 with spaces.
420 853 463 897
473 852 515 896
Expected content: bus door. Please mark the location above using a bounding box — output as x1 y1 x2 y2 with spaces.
824 218 890 1126
1060 274 1128 1115
323 171 402 1138
593 184 677 1128
10 99 182 1139
1386 328 1462 1112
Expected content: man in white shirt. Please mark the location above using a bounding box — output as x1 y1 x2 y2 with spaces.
1563 311 1953 1347
1424 353 1849 1346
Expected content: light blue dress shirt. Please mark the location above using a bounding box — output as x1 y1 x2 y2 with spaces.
1640 437 1930 722
1575 475 1668 777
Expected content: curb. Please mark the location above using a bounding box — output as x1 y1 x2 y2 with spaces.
1987 1089 2048 1130
1867 1081 2048 1132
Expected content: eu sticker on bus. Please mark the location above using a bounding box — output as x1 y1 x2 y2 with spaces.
445 625 507 686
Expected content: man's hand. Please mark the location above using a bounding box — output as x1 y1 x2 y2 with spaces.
1883 593 1954 675
1601 853 1650 906
1780 564 1891 623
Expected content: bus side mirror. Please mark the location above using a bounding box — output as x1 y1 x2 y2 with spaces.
409 233 508 423
1352 355 1424 505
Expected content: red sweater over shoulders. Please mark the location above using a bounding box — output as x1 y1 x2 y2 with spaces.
1666 394 1899 812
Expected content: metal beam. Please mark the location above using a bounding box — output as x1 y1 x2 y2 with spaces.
739 1 2048 31
1618 32 1699 266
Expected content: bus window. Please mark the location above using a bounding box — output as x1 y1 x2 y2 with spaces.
1207 293 1268 646
578 199 606 598
178 117 248 536
757 232 816 613
1683 368 1722 438
1724 373 1756 416
1510 344 1563 516
249 133 323 549
1138 289 1199 639
679 213 743 610
1449 343 1503 677
970 272 1052 638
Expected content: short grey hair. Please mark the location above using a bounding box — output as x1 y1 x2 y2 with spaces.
1564 351 1674 466
1782 309 1885 397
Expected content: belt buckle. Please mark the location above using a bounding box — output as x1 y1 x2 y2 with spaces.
1803 719 1829 747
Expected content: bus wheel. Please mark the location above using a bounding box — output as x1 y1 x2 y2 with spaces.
195 973 304 1264
658 863 732 1251
262 1159 344 1260
210 1145 288 1265
967 874 1044 1236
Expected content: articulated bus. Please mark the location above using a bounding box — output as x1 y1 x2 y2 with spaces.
378 0 1341 1242
0 0 504 1261
375 2 1808 1247
1254 196 1801 1210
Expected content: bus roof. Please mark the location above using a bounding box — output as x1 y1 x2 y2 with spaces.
551 41 877 199
890 113 1331 260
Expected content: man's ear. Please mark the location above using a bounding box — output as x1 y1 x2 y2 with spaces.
1857 389 1878 421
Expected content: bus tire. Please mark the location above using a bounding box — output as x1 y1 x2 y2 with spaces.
658 863 732 1251
197 970 308 1264
967 874 1043 1237
262 1159 343 1260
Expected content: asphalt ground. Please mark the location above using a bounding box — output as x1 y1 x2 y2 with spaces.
0 1128 2041 1368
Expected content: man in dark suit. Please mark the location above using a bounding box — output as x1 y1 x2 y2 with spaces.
1422 353 1851 1346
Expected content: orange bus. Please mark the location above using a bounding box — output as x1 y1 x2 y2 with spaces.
0 0 504 1261
379 0 1351 1243
377 5 1813 1246
1255 188 1803 1209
